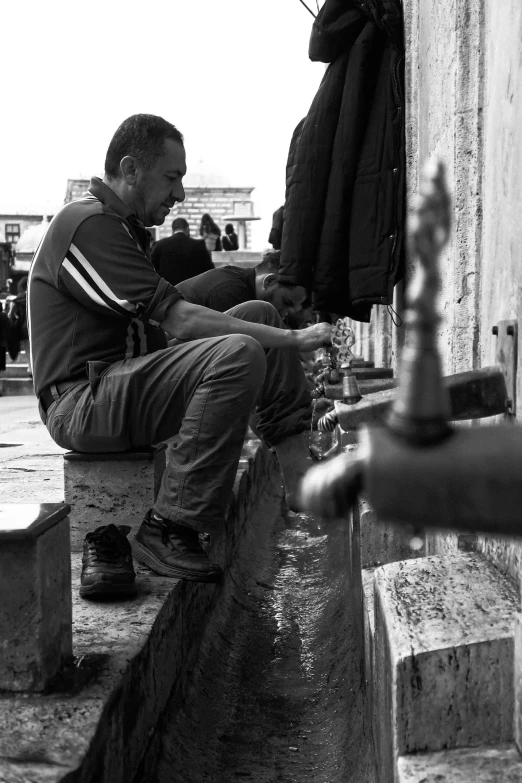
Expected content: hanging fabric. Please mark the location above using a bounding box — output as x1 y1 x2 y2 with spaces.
279 0 405 322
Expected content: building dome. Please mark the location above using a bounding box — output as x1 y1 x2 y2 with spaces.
16 219 50 255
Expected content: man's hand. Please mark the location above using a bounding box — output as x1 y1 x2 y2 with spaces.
162 300 333 350
292 322 333 352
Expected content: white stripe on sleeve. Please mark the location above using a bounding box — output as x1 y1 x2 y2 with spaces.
62 259 114 312
69 243 136 313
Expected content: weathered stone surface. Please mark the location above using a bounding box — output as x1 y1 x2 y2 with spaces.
359 495 425 568
0 555 176 781
374 553 518 783
64 449 165 552
363 566 377 750
477 534 522 591
0 440 278 783
0 504 72 692
514 613 522 756
398 743 522 782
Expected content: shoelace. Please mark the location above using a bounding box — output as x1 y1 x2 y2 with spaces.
154 520 202 554
86 531 129 563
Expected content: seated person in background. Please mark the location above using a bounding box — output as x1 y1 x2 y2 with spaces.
176 250 307 326
222 223 239 251
151 216 213 285
200 213 222 252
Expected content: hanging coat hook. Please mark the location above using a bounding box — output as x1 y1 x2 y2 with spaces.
297 0 317 18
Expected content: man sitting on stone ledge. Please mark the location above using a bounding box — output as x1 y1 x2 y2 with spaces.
28 113 331 596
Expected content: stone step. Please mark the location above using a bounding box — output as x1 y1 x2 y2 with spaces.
0 377 35 396
64 446 167 552
5 363 31 378
373 552 519 783
398 743 522 782
0 503 72 691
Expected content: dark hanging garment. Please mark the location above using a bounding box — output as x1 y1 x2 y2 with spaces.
268 206 285 250
279 0 405 322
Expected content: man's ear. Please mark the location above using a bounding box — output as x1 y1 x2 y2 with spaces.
120 156 138 184
262 273 277 289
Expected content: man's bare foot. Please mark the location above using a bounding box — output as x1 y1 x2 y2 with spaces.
274 432 315 512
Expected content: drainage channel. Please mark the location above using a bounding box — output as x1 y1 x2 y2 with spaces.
148 481 376 783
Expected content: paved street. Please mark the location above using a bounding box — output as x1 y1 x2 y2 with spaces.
0 395 65 503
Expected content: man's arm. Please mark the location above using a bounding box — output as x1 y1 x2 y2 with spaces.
160 298 331 351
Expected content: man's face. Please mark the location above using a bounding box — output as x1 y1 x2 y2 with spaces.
262 280 307 322
134 139 187 226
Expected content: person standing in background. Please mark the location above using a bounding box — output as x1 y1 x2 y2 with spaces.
222 223 239 251
7 275 31 375
200 213 222 252
152 217 213 286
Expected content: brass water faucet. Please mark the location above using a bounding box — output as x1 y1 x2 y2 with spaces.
300 159 522 536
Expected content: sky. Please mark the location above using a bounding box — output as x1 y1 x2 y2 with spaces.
0 0 324 249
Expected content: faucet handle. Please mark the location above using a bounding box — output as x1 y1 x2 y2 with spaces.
386 158 453 445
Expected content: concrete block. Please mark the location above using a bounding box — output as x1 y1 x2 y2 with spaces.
362 567 376 686
374 553 518 783
64 446 166 552
363 566 378 752
477 534 522 591
398 743 522 782
514 613 522 754
359 495 426 568
0 503 72 691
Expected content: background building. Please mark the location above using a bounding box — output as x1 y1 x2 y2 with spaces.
0 213 49 247
64 164 258 248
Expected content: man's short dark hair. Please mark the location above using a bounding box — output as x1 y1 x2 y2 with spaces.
172 217 189 232
256 250 281 275
104 114 184 179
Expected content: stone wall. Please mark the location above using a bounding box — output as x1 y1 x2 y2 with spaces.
366 0 522 565
156 187 255 248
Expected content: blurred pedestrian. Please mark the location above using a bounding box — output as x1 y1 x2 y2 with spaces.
7 275 31 373
0 302 8 375
222 223 239 251
200 213 222 252
152 217 213 286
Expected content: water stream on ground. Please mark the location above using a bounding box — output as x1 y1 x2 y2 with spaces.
150 481 376 783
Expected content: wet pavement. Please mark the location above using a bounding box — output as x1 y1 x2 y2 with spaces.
0 396 65 503
154 487 376 783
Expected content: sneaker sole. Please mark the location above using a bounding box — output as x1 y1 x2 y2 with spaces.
132 539 222 583
79 581 137 598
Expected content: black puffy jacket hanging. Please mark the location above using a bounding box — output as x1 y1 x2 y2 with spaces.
279 0 405 322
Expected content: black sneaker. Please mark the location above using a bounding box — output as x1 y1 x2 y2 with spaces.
80 524 137 598
132 510 222 583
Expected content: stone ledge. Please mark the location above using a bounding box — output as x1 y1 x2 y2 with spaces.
398 743 522 782
362 566 378 757
359 495 423 568
374 552 519 783
362 567 377 686
0 439 278 783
